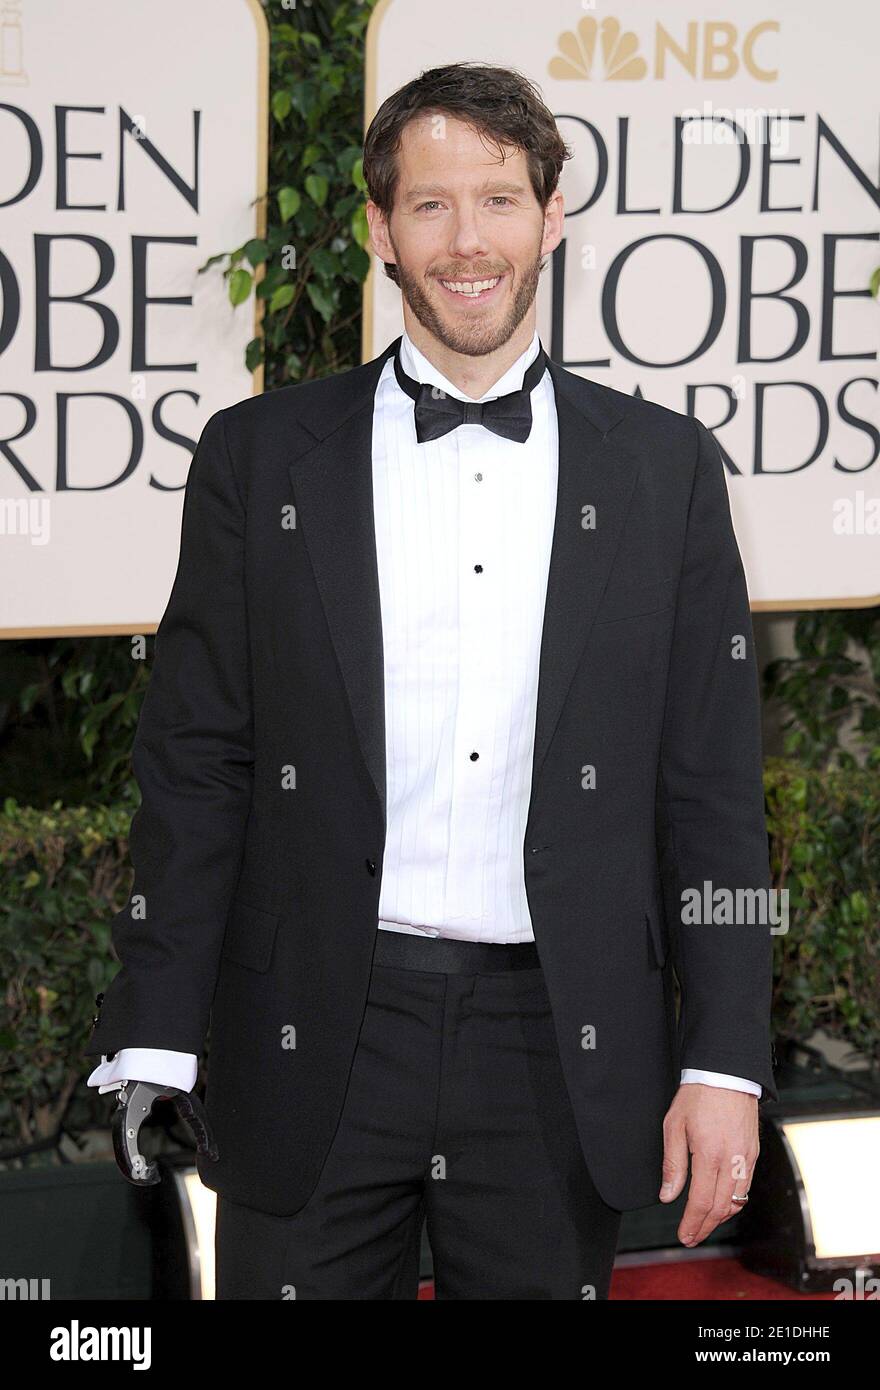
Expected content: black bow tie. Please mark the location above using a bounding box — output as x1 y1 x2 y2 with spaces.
393 341 549 444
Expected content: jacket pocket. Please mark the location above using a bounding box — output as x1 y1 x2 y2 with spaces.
645 904 670 970
221 897 280 973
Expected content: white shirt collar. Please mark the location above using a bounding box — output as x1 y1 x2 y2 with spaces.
398 327 541 403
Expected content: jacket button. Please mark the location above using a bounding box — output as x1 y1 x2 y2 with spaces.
365 858 377 876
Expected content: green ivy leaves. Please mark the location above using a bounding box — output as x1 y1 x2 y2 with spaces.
209 0 377 381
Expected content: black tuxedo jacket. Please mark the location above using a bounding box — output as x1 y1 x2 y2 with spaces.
85 335 777 1214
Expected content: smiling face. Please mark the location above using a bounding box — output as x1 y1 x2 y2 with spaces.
367 113 564 359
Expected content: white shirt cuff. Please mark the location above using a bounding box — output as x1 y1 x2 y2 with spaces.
680 1067 761 1097
86 1049 199 1095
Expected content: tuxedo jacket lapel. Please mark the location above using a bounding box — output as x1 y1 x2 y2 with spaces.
286 337 642 833
532 360 641 797
285 340 395 825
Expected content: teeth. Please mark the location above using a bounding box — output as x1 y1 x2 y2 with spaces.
440 276 501 296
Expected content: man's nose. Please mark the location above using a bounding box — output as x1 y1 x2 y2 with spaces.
447 211 489 261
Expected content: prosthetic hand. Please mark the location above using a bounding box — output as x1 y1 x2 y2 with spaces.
111 1079 219 1186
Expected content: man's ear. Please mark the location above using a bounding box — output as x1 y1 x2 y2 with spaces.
541 190 565 258
366 201 394 267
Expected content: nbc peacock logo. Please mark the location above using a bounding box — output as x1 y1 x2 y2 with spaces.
549 16 647 81
548 15 781 82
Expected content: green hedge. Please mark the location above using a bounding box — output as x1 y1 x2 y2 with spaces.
0 800 133 1154
764 758 879 1065
1 759 878 1152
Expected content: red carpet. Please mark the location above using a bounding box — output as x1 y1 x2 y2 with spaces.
609 1257 836 1300
418 1257 837 1300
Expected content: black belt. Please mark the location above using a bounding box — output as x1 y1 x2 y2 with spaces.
374 926 541 974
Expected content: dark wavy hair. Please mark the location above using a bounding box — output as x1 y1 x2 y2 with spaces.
362 62 572 285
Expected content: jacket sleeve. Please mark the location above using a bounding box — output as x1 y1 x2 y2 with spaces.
656 417 777 1101
84 408 253 1058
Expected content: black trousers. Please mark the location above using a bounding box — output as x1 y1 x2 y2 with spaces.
215 931 622 1300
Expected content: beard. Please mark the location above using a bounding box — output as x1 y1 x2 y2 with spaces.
389 239 545 358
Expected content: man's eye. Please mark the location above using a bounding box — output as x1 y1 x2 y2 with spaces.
415 197 511 211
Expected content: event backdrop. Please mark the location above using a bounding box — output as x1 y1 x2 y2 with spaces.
364 0 880 609
0 0 267 636
2 1 876 635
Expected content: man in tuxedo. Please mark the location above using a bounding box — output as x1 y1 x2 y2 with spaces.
85 62 776 1300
